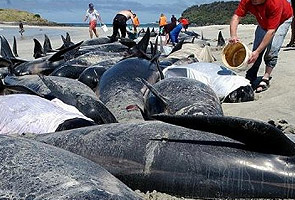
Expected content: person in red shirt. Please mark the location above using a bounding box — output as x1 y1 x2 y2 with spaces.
230 0 293 93
181 18 189 31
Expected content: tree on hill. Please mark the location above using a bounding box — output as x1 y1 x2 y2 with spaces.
182 1 256 26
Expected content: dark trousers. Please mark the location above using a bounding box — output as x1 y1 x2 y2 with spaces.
111 14 127 42
245 50 265 84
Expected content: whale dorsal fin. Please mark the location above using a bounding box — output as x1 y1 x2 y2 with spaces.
140 78 174 116
13 36 18 57
1 36 15 59
43 34 55 54
48 41 83 62
33 38 44 59
136 27 150 53
217 31 225 47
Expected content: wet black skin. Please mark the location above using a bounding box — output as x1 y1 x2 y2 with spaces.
0 135 141 200
78 65 106 90
39 75 117 124
144 77 223 117
98 57 160 122
32 120 295 199
50 64 88 79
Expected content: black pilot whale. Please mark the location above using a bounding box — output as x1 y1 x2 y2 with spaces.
29 116 295 199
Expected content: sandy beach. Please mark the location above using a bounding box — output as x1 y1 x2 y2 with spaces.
0 23 294 199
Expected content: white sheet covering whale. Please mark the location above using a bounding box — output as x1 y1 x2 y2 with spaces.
163 62 251 100
0 94 92 134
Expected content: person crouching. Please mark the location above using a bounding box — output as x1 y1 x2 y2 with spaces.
169 18 189 46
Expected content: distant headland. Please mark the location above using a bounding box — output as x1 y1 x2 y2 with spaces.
0 8 57 26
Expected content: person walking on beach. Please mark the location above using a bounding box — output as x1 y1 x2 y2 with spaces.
133 13 140 33
110 10 135 42
84 3 104 39
229 0 293 93
159 13 167 35
19 22 24 36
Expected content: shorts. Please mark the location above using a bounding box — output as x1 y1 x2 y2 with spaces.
89 21 97 30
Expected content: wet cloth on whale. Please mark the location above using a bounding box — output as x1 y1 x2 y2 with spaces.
0 94 92 135
163 62 251 100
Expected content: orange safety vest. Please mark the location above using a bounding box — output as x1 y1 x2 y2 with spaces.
159 16 167 26
133 16 140 26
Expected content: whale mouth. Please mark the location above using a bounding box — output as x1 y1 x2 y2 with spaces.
126 104 139 112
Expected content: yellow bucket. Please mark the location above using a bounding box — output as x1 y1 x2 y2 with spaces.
222 42 252 72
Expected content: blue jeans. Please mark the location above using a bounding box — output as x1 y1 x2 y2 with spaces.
246 17 292 83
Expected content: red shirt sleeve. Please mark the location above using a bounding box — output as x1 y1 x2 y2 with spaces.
235 0 248 17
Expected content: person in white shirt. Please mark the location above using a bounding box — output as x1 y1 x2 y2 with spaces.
84 3 104 38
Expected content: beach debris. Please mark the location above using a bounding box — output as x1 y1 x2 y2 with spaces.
268 119 295 134
135 190 195 200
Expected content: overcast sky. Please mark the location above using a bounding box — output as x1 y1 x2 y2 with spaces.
0 0 232 23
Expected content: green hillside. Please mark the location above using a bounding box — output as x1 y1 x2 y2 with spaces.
182 1 257 26
0 9 56 25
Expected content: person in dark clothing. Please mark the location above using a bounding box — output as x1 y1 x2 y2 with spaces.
19 22 24 36
163 22 177 44
110 10 134 42
171 15 177 24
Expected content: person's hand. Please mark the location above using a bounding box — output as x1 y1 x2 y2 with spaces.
229 36 240 44
248 50 259 64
